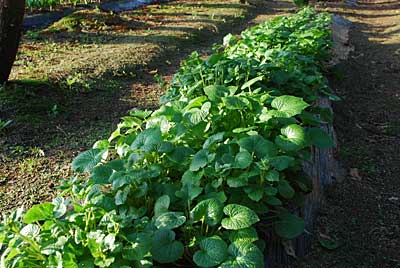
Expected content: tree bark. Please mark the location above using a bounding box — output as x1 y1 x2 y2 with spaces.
0 0 25 84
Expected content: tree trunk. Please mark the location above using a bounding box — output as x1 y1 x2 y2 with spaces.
0 0 25 84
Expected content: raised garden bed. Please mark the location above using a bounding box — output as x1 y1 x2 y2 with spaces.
1 7 348 268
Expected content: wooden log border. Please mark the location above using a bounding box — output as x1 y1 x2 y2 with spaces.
264 15 353 268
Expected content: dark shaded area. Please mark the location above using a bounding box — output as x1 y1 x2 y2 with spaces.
23 8 75 30
297 0 400 267
100 0 169 13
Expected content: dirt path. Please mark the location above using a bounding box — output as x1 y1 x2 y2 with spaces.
298 0 400 267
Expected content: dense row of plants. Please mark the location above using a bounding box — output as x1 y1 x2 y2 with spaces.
26 0 100 9
0 8 335 268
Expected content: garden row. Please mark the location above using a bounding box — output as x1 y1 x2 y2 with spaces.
0 8 335 268
26 0 98 9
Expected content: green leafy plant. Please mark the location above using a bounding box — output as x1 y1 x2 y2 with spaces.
0 8 335 268
0 118 12 133
26 0 94 9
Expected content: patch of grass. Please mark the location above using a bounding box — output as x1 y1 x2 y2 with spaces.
46 9 146 33
19 157 40 175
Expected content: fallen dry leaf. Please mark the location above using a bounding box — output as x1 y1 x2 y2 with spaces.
349 168 362 181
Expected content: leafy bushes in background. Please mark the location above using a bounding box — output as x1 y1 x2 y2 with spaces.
26 0 97 9
0 8 334 268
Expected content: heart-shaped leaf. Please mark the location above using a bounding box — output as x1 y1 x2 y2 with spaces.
123 233 151 261
155 212 186 230
190 198 223 226
267 156 295 171
271 95 309 117
193 236 228 267
274 212 305 239
234 150 253 169
277 180 295 199
24 203 55 224
221 204 259 230
204 85 229 101
228 227 259 244
219 241 264 268
151 229 184 263
131 127 162 153
222 96 248 110
154 195 170 218
238 135 277 159
190 149 209 171
72 149 106 173
275 124 305 152
307 127 334 148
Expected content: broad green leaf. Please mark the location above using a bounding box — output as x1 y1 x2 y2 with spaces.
204 85 229 101
222 96 248 110
274 212 305 239
203 132 225 149
187 102 211 125
319 237 339 250
154 195 170 218
130 109 152 119
24 203 55 223
234 151 253 169
93 139 109 150
123 233 151 261
190 198 223 226
259 109 288 122
168 146 194 164
207 53 223 65
52 197 67 219
151 229 184 263
219 241 264 268
265 196 282 206
277 180 295 199
271 95 309 117
267 156 295 171
89 165 112 184
275 124 305 151
241 76 264 90
228 227 259 244
110 171 133 190
245 187 264 202
155 212 186 230
223 33 236 46
115 186 130 205
183 96 206 110
307 127 334 148
238 135 277 159
182 170 203 186
190 149 209 171
193 236 228 267
265 186 278 196
131 127 162 153
20 224 40 237
265 169 280 182
175 184 203 204
221 204 259 230
72 149 106 173
227 174 249 188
